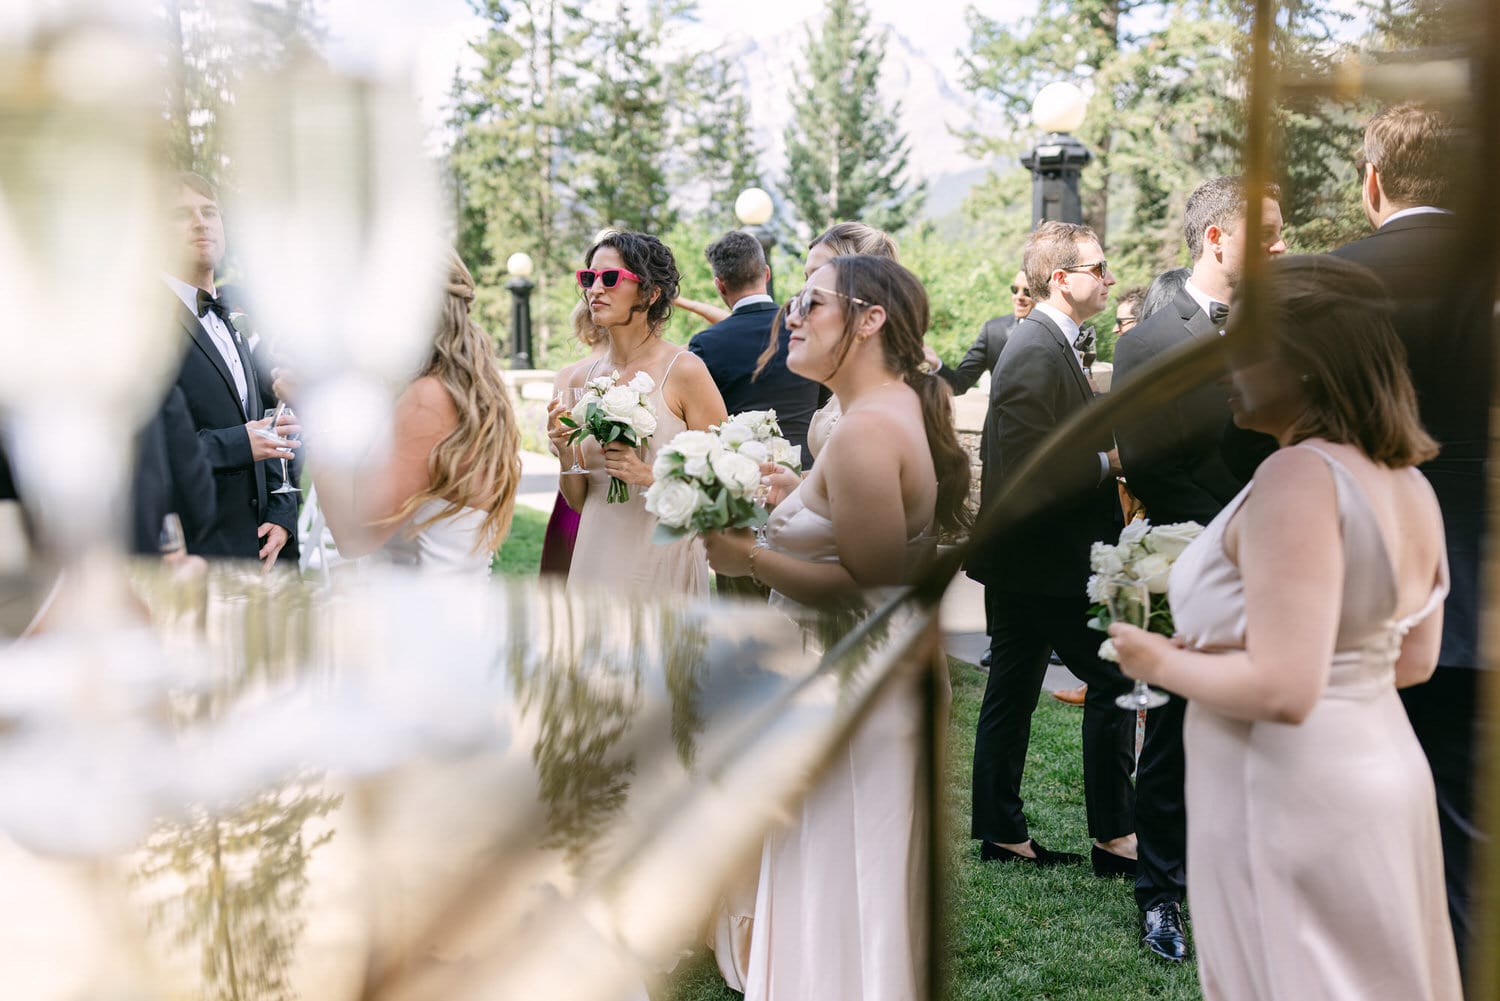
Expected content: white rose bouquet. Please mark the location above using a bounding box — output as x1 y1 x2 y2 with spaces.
1087 519 1204 662
559 369 659 503
645 409 800 542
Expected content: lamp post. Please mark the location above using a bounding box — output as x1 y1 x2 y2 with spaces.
734 187 776 301
505 252 536 370
1020 81 1092 227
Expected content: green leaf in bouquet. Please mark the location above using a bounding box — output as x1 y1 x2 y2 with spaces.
652 522 691 544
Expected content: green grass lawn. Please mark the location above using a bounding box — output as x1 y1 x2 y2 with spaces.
662 659 1204 1000
493 502 1203 998
492 504 550 577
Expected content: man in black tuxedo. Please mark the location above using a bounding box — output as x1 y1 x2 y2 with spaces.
1112 175 1286 962
687 230 820 466
1332 104 1489 975
165 172 298 567
968 222 1137 874
934 268 1034 396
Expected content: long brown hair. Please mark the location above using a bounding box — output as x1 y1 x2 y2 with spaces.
829 255 972 536
1230 254 1436 468
388 249 522 552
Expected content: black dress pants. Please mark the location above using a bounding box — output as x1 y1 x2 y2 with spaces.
1134 691 1187 911
971 587 1137 845
1400 666 1482 978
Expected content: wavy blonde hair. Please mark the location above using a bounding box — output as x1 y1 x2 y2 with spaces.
388 249 522 553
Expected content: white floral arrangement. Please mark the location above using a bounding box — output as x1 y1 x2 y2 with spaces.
1087 519 1203 662
560 369 659 503
644 409 800 542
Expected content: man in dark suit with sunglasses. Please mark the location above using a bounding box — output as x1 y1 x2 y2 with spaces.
165 172 299 568
686 230 820 467
934 269 1035 396
1332 103 1489 976
969 221 1138 884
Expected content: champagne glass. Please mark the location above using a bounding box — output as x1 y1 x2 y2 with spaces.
559 388 588 476
1105 576 1170 710
751 482 772 546
258 406 301 494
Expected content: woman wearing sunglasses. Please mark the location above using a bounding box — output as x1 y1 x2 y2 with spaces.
704 254 970 1000
546 231 727 596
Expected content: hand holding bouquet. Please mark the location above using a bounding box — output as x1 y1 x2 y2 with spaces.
645 409 800 542
1087 519 1203 663
559 370 658 503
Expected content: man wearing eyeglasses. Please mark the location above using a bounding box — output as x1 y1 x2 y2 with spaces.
968 221 1142 883
934 269 1034 396
1111 174 1285 964
1332 103 1488 976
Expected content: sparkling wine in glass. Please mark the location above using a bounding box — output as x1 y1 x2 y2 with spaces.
751 482 772 546
1105 575 1170 711
258 405 300 494
559 388 588 476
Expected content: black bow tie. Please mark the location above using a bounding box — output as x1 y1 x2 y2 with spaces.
196 288 233 324
1209 301 1230 326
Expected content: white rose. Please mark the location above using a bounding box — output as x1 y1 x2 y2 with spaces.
683 455 711 479
710 450 762 496
1135 553 1172 594
628 404 657 438
1086 573 1108 604
1146 521 1204 561
628 370 656 395
1090 541 1125 575
588 372 617 394
1118 519 1151 549
737 440 770 464
651 451 678 481
718 423 754 447
669 430 717 461
770 437 800 469
1097 638 1119 663
599 386 638 422
644 478 700 528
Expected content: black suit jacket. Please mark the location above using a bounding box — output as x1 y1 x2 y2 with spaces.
169 295 298 560
939 314 1016 396
1333 213 1491 667
1113 287 1275 526
687 300 821 467
131 386 218 555
968 311 1119 596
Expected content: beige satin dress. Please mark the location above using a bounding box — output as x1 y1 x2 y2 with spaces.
1170 445 1461 1001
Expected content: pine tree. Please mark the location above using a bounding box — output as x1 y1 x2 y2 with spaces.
782 0 924 236
671 50 763 229
449 0 592 360
571 0 688 236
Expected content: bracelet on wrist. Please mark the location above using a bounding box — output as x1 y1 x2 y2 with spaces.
747 541 769 586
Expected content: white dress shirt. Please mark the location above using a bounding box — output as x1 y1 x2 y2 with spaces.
164 273 249 412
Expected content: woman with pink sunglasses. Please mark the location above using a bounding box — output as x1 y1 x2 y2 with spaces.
545 231 727 597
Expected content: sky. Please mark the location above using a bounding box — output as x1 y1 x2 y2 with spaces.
318 0 1004 134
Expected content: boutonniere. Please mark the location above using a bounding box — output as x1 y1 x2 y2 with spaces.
228 312 260 351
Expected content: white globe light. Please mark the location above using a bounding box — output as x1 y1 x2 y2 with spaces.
734 187 774 226
1031 81 1088 134
506 252 534 278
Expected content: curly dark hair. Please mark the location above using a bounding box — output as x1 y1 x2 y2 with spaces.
583 231 680 332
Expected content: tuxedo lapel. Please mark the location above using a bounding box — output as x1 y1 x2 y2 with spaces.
1177 287 1218 340
1029 312 1093 402
175 300 248 421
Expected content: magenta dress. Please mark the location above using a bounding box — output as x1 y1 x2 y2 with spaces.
539 492 581 576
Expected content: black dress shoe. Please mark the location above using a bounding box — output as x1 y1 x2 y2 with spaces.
979 839 1084 867
1091 844 1138 879
1140 902 1190 962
